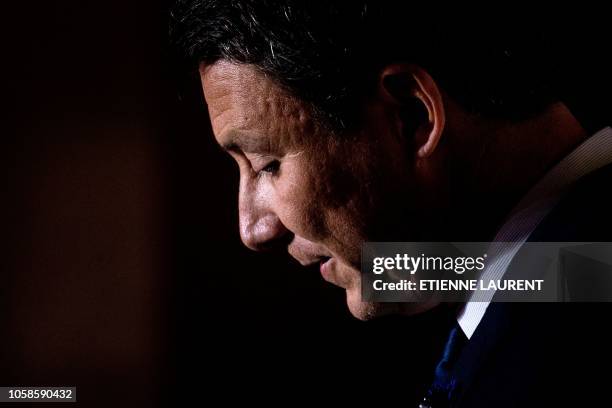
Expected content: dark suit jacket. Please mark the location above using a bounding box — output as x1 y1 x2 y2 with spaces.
448 163 612 407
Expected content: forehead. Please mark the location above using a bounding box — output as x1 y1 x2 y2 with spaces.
200 61 318 146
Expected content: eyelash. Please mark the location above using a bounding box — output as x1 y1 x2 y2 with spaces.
257 160 280 176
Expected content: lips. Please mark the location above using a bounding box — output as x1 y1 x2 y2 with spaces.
319 256 333 281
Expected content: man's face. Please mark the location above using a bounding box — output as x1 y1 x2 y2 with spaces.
201 60 437 319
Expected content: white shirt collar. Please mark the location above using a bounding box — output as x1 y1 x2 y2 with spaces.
457 126 612 339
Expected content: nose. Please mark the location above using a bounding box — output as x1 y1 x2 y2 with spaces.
238 181 290 252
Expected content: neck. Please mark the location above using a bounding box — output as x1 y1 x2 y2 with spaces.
449 102 588 240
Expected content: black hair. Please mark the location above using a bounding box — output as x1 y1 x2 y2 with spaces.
170 0 559 130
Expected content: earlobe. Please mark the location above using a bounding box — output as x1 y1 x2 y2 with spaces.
380 64 446 159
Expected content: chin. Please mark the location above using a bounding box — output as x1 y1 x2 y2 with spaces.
345 286 440 320
345 287 393 320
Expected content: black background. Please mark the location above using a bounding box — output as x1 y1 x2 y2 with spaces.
2 1 609 406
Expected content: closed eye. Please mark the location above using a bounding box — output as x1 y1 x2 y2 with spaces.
258 160 280 175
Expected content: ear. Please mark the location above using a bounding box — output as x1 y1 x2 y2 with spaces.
379 64 446 158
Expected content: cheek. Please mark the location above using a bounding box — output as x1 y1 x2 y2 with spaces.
274 150 370 262
273 159 330 241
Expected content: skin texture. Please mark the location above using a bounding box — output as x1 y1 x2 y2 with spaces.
200 59 587 320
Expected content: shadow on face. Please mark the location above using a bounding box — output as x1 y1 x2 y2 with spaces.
200 60 448 319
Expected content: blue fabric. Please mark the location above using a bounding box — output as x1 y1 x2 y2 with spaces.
424 324 467 407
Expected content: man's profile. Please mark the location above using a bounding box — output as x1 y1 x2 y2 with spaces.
171 1 611 407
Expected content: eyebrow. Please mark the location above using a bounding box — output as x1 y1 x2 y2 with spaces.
220 130 272 154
